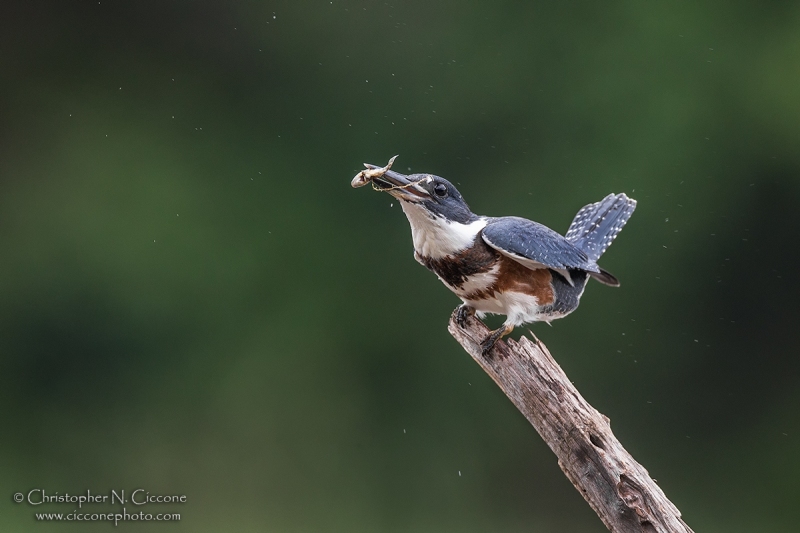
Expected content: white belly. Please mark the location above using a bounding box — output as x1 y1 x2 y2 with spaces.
463 291 549 327
432 257 556 327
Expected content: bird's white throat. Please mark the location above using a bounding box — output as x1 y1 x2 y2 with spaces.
400 202 487 259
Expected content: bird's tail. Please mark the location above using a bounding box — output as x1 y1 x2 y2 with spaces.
565 193 636 286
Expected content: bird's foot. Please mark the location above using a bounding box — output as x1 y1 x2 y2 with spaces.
480 324 514 358
454 304 475 329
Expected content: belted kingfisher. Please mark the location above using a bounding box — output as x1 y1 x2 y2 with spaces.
352 157 637 356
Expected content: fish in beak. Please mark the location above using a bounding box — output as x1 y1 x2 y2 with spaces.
351 156 430 201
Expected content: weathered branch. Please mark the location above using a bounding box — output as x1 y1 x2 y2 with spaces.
448 312 693 533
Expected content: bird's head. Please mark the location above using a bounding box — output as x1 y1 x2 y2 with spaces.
353 159 477 224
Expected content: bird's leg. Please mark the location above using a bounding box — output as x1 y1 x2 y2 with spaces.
455 304 476 329
480 324 514 358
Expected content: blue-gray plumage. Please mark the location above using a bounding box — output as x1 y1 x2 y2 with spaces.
352 157 637 357
482 217 597 272
565 193 637 263
482 194 635 288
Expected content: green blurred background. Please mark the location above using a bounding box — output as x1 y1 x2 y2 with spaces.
2 1 799 531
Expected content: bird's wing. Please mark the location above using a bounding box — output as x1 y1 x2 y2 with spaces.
481 217 599 273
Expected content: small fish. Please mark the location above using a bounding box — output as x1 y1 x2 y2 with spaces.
351 155 398 188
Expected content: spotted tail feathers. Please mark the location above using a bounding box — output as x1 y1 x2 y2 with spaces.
565 193 637 286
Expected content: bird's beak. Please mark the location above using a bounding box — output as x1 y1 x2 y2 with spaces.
351 156 430 202
367 165 430 201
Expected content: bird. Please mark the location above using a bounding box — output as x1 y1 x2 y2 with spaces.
352 157 637 357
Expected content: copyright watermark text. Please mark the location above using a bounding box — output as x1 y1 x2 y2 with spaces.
12 489 185 526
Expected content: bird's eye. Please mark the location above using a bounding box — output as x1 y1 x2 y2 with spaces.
433 183 448 198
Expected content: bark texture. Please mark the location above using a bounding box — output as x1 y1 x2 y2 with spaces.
448 311 693 533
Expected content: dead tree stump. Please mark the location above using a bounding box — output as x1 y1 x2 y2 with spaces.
448 311 693 533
